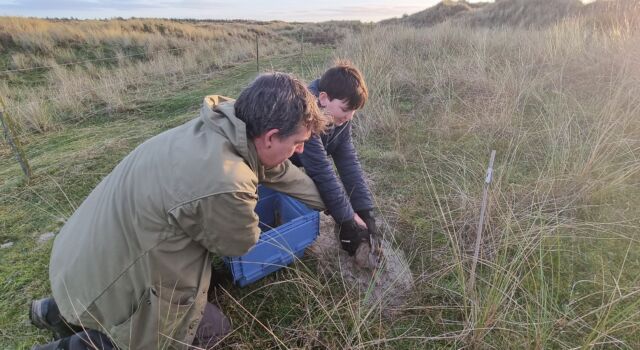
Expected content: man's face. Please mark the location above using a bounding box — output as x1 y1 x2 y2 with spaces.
254 125 311 168
319 92 356 127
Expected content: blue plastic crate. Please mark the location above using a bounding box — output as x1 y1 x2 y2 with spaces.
223 186 319 287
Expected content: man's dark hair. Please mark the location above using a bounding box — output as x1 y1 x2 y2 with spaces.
235 72 327 139
318 60 368 110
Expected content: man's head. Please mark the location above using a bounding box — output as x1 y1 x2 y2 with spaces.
235 72 328 168
317 60 368 126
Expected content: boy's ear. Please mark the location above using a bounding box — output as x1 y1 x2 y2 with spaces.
318 91 329 107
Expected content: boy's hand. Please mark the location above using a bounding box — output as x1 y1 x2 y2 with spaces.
338 219 370 256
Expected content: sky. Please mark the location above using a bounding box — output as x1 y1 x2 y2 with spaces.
0 0 489 23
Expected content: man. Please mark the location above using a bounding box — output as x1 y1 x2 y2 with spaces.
290 61 377 256
30 72 328 349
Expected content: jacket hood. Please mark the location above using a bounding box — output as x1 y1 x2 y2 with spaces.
308 79 320 98
200 95 259 171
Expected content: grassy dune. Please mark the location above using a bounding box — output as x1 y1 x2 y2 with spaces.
2 1 640 348
344 4 640 348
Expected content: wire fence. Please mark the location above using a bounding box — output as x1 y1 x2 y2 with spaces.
6 49 305 136
0 26 309 75
0 31 321 178
1 31 307 130
0 47 188 74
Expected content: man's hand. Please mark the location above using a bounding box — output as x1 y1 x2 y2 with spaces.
338 219 370 256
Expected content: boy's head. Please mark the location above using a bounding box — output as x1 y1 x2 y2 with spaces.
317 60 368 126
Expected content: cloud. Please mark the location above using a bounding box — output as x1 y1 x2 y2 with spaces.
1 0 227 11
318 5 425 15
0 0 441 22
265 4 427 22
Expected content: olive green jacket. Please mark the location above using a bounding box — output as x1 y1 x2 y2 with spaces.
49 95 325 349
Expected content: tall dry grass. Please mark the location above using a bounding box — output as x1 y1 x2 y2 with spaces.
0 17 353 133
336 9 640 347
0 17 286 57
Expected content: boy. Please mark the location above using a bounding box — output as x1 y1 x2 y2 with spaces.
290 61 377 256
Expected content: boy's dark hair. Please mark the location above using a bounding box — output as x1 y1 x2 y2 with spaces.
318 60 368 110
235 72 328 139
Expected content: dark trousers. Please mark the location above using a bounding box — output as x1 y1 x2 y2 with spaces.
34 298 230 350
34 330 115 350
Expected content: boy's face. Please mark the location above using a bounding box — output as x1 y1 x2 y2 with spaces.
319 92 356 127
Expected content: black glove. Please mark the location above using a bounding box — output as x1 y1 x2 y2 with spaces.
338 219 370 256
356 209 377 238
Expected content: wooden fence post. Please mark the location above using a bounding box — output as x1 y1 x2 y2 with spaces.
0 97 32 180
255 32 260 73
299 28 304 71
300 28 304 57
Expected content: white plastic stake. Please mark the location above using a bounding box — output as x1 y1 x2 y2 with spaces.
469 150 496 291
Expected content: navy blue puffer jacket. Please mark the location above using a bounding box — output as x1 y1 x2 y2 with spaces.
289 79 374 223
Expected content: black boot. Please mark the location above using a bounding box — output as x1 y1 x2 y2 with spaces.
29 298 82 340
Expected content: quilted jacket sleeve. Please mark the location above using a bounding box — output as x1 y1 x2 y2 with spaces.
330 122 374 213
294 133 355 223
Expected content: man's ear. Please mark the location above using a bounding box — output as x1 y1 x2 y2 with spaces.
262 128 280 148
